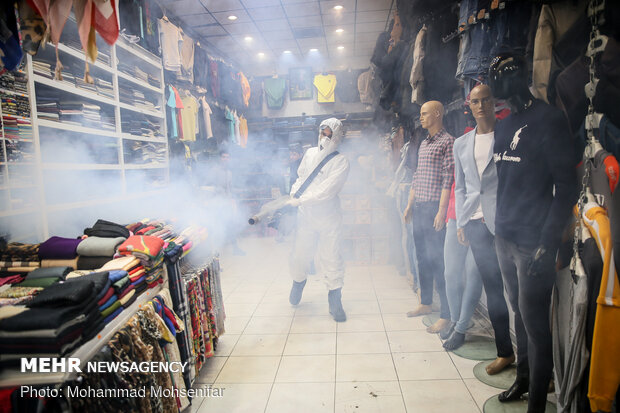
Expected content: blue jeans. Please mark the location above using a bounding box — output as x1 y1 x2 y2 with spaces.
444 219 483 333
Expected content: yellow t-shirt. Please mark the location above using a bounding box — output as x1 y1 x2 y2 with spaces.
313 74 337 103
239 116 248 148
180 96 198 141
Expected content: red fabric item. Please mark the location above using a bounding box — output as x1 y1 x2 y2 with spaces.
97 287 114 306
495 108 511 120
118 284 135 299
603 154 620 193
30 0 72 44
172 86 184 139
0 387 16 413
129 265 144 275
92 0 119 45
136 226 156 235
162 304 180 330
117 235 165 257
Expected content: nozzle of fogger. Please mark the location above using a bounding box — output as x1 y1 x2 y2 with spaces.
248 217 258 225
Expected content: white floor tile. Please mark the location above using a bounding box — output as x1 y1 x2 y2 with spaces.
283 332 336 355
223 316 251 335
387 330 444 353
375 289 418 301
378 299 419 314
400 380 479 413
381 313 427 331
196 357 228 384
266 383 335 413
243 316 293 335
215 334 240 357
215 356 281 384
336 354 397 382
290 315 338 334
254 301 297 317
393 352 461 381
225 302 258 317
335 381 406 413
463 378 503 411
275 355 336 382
343 300 381 315
341 289 377 301
224 292 265 304
336 314 384 333
231 334 287 356
198 383 271 413
295 301 331 317
449 353 480 379
337 331 390 354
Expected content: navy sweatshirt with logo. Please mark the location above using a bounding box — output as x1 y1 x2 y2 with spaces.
493 99 577 251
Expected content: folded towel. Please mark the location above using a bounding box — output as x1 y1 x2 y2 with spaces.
38 237 82 260
76 236 126 257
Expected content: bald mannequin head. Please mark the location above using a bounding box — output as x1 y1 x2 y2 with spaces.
420 100 444 136
469 84 496 133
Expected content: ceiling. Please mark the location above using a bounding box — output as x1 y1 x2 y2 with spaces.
158 0 395 75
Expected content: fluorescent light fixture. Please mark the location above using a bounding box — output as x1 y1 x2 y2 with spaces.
334 5 343 10
257 52 265 57
337 45 345 50
283 50 292 53
335 28 344 33
244 36 253 41
227 15 238 20
309 48 318 52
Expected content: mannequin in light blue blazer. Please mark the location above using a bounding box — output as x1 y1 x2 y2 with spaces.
452 84 515 376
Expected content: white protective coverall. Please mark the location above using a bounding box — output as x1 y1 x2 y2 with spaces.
290 118 350 290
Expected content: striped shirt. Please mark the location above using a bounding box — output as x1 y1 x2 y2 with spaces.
412 128 455 202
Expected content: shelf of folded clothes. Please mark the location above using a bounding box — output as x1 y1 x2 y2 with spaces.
120 113 163 137
56 16 112 69
122 140 167 166
118 80 162 115
115 37 162 70
35 91 116 132
37 118 119 139
117 70 161 94
33 74 116 110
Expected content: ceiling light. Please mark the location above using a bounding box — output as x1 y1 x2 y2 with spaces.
283 50 292 53
335 28 344 33
257 52 265 57
227 15 238 20
309 48 318 52
337 45 344 50
334 5 343 10
244 36 253 41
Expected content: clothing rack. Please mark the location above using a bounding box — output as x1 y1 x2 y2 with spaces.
0 282 165 387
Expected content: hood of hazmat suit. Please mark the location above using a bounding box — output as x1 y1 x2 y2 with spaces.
289 117 350 290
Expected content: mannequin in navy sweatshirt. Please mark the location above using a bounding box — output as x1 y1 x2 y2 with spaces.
489 53 577 413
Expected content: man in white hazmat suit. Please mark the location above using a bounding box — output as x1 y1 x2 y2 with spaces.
287 118 350 322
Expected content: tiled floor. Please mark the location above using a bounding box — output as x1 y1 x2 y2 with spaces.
190 237 507 413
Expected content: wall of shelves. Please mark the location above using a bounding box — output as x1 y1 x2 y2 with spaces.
0 19 169 242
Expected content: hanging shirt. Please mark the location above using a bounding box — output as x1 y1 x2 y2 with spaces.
358 69 375 104
158 18 182 71
313 73 337 103
233 111 241 145
335 69 361 102
199 96 213 139
177 31 194 82
180 96 198 142
172 86 184 139
209 59 220 99
166 85 178 139
238 72 251 107
224 108 235 142
239 116 248 148
264 77 286 109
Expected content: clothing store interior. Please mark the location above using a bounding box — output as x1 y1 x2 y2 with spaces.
0 0 619 412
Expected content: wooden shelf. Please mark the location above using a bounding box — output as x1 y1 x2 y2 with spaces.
42 163 122 170
119 101 164 118
117 71 162 93
121 133 166 143
34 74 116 107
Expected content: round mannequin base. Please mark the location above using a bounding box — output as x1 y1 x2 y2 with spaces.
474 360 517 389
483 395 556 413
422 313 440 326
451 335 496 360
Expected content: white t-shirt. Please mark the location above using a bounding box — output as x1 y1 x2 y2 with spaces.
470 131 494 220
158 18 182 71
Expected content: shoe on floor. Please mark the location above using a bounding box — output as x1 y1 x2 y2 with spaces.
289 279 306 305
439 322 455 340
328 288 346 322
426 318 451 333
486 354 516 375
406 305 432 317
443 331 465 351
498 377 529 403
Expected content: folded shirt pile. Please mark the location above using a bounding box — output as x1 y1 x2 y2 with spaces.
0 286 43 307
117 235 165 270
0 278 103 361
84 219 130 239
17 266 72 288
38 237 82 270
76 236 126 258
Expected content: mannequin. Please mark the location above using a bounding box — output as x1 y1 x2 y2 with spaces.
404 100 454 335
489 53 577 413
